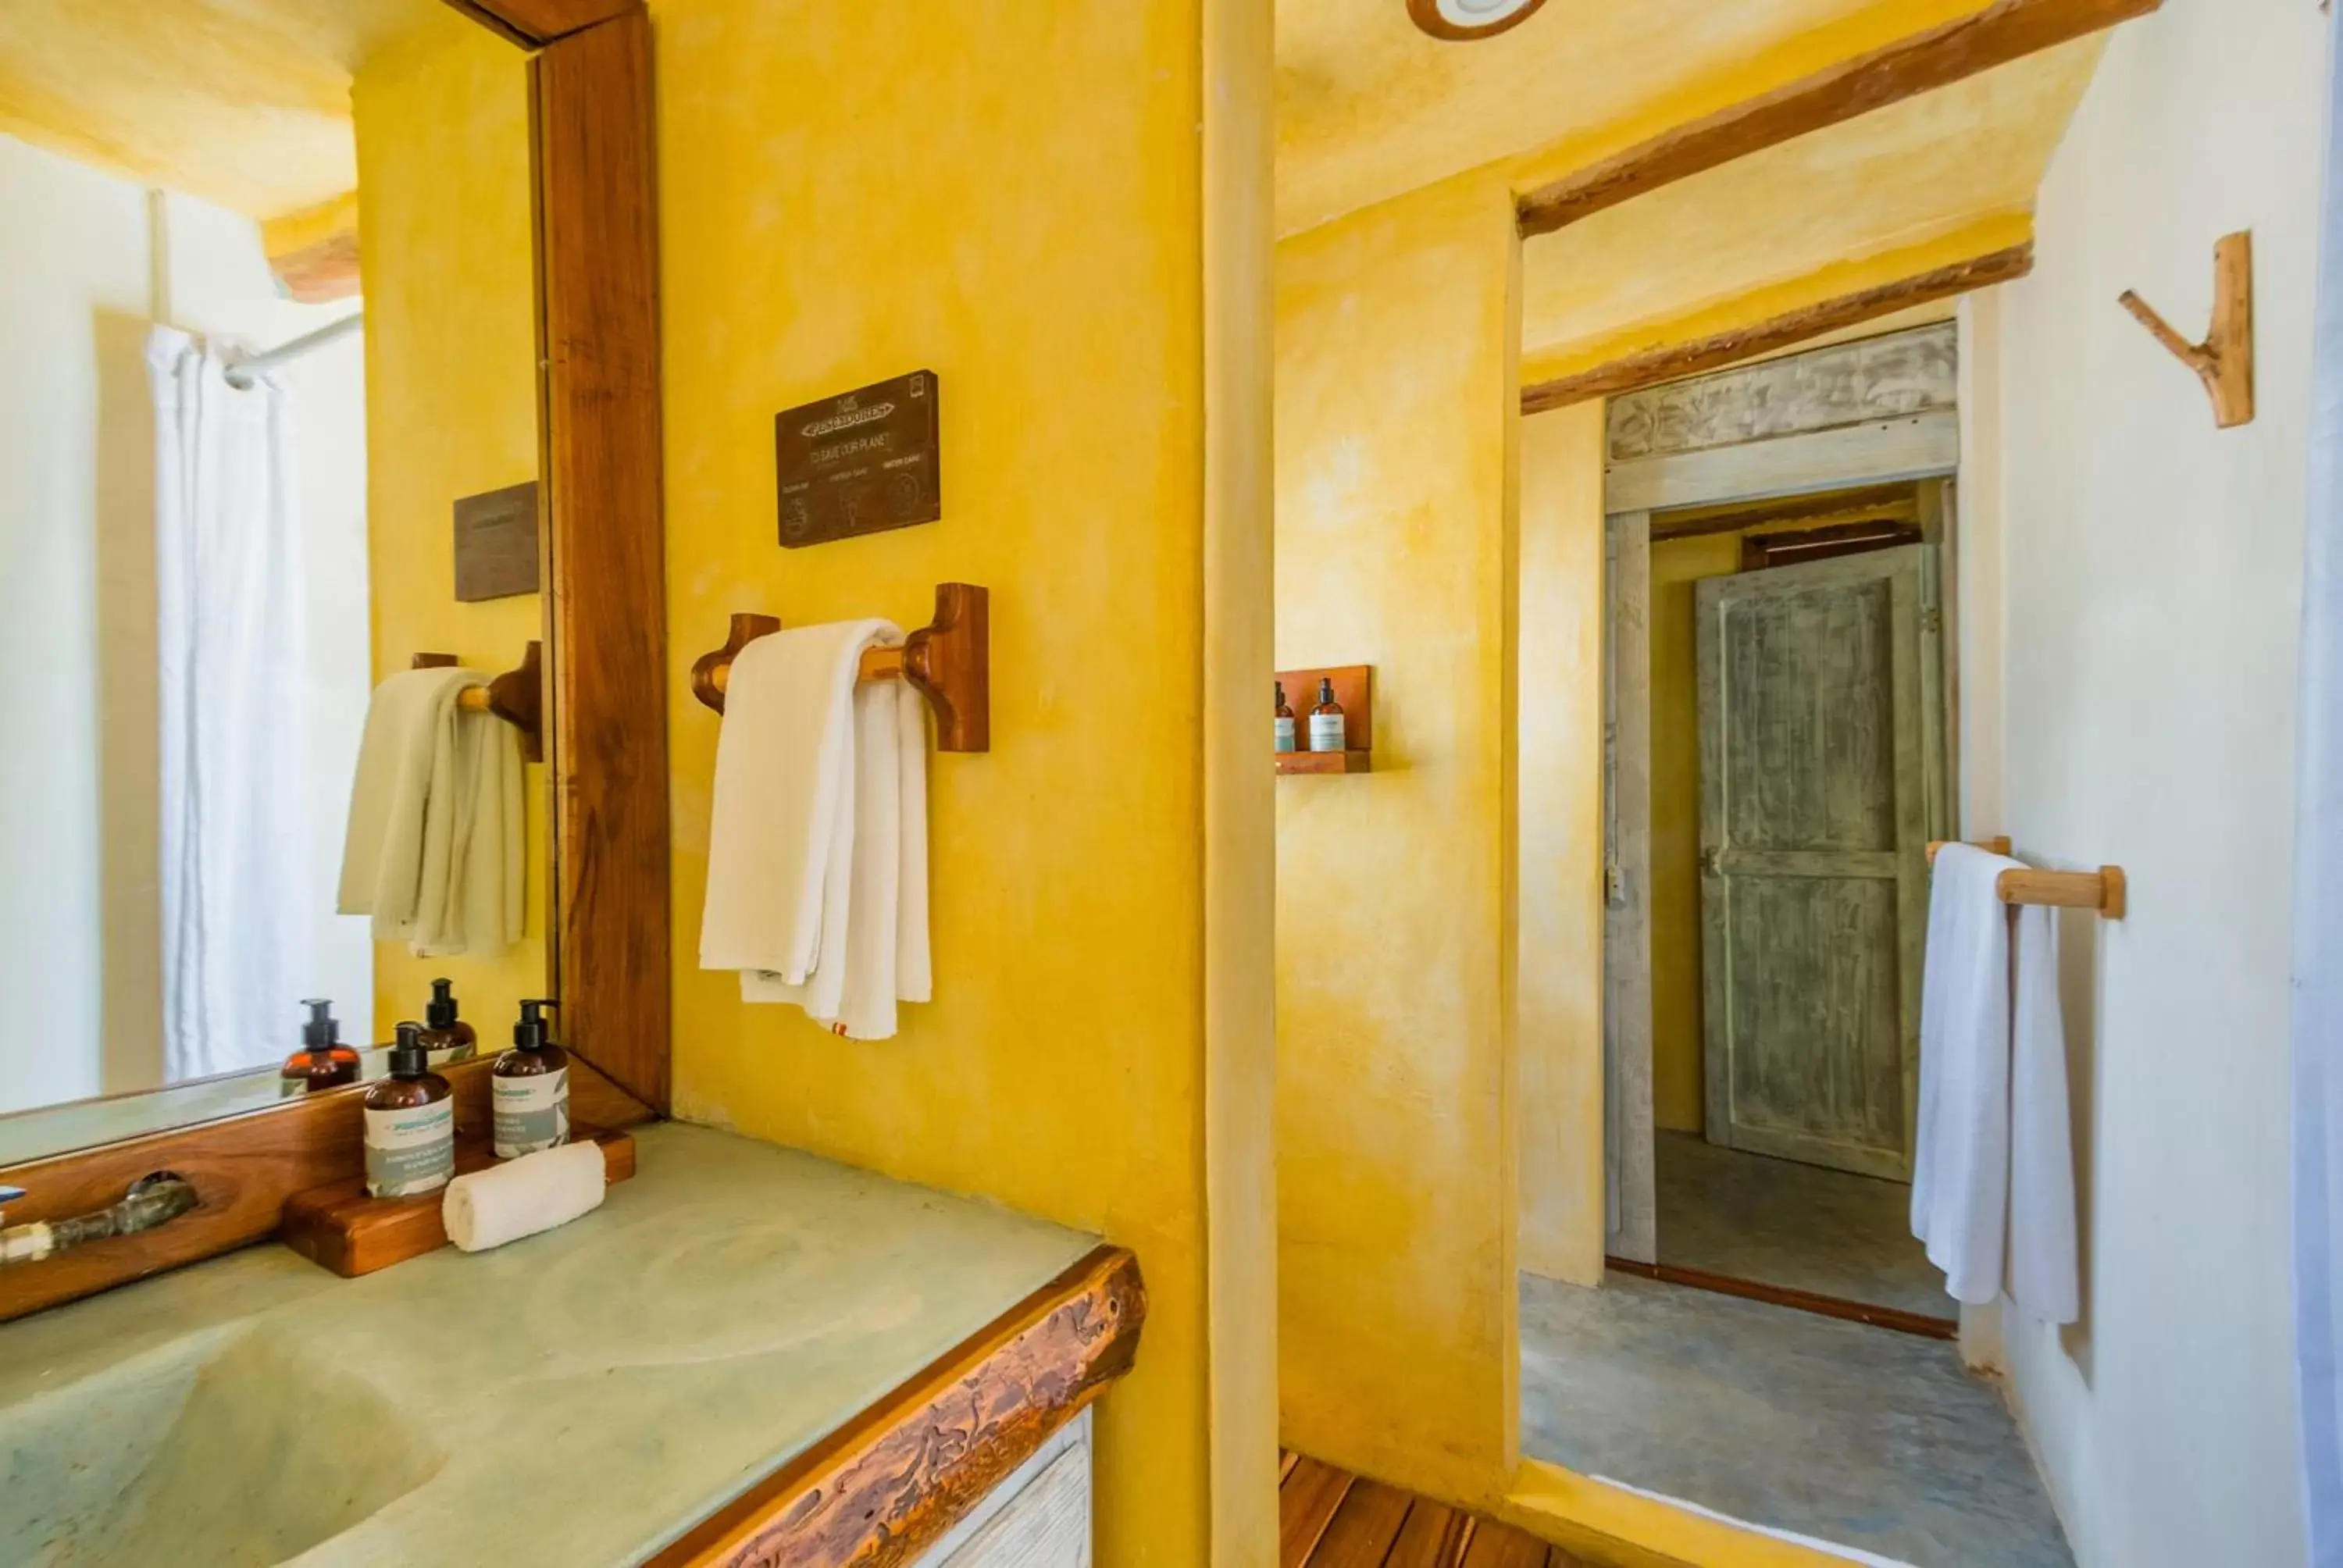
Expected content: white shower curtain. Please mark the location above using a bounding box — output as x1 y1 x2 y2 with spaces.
148 327 312 1081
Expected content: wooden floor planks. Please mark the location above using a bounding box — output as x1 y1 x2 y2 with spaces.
1279 1452 1585 1568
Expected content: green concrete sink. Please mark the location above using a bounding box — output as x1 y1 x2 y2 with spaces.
0 1326 445 1566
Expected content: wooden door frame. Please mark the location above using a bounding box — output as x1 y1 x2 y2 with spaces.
1602 429 1958 1270
0 0 669 1324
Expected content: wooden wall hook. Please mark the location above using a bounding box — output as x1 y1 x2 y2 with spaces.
2118 230 2254 429
412 643 545 761
687 586 991 754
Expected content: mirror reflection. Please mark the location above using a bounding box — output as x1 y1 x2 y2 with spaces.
0 0 546 1149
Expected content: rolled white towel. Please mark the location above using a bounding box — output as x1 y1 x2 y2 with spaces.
443 1141 607 1253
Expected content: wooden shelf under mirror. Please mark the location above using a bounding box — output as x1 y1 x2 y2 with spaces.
0 0 669 1325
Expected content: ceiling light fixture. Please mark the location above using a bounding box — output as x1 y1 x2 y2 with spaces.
1407 0 1548 41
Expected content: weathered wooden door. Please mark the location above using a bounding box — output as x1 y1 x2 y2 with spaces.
1696 543 1945 1180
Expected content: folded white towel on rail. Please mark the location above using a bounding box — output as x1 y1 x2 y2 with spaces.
1910 843 2079 1323
699 621 930 1040
337 666 524 959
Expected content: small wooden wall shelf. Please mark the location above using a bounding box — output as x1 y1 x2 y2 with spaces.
1277 750 1372 776
413 643 545 762
1276 664 1372 775
690 583 990 753
1927 839 2127 920
281 1126 634 1278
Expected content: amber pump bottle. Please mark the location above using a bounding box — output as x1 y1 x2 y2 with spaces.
415 978 476 1069
1274 682 1297 754
362 1023 455 1198
280 1000 360 1097
492 999 571 1159
1307 677 1346 754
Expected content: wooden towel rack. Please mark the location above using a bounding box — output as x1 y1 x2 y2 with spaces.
412 643 543 761
1926 838 2126 920
688 583 990 753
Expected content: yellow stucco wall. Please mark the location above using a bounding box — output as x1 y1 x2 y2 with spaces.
1516 40 2099 383
650 1 1274 1559
1278 0 2008 240
1647 532 1743 1135
1274 167 1521 1506
351 24 544 1045
1516 403 1607 1287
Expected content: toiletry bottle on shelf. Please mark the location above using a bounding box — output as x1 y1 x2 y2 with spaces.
1275 682 1297 754
416 978 476 1069
1308 678 1346 754
492 1000 570 1159
362 1023 455 1199
280 1000 360 1097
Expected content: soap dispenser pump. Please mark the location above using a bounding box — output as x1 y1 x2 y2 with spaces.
280 1000 360 1097
491 999 569 1159
416 978 476 1068
362 1022 455 1198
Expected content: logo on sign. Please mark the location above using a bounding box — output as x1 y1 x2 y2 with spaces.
801 395 897 439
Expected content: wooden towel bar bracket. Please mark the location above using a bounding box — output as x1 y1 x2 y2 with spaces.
2118 230 2254 429
1927 839 2126 920
688 583 991 753
412 643 544 762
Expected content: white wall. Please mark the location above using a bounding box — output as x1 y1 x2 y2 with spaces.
1980 2 2324 1562
0 132 370 1114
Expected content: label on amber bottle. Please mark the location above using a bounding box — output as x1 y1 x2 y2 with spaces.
494 1067 569 1158
1275 716 1296 753
364 1101 455 1198
1308 711 1346 752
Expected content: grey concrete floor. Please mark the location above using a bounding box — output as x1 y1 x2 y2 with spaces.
1521 1271 2072 1568
1657 1131 1953 1319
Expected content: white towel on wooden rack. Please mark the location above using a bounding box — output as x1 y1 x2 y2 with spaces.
699 620 930 1039
337 667 524 959
1910 843 2079 1323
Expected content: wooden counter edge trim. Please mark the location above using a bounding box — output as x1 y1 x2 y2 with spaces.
650 1244 1147 1568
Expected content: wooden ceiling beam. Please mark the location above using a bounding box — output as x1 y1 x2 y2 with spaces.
1516 0 2161 237
1521 241 2032 414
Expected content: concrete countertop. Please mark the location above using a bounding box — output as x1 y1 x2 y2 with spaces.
0 1122 1098 1565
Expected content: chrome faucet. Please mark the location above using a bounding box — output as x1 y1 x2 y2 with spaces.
0 1172 200 1266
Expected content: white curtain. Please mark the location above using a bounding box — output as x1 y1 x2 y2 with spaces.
148 327 312 1081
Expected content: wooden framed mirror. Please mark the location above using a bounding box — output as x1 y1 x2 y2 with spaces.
0 0 666 1320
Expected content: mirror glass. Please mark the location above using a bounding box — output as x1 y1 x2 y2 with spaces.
0 0 545 1162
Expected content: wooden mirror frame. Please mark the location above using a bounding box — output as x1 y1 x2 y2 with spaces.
0 0 669 1323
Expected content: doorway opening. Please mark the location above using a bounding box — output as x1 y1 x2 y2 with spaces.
1616 476 1955 1335
1518 320 2073 1568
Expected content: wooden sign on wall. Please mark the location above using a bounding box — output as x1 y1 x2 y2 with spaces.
774 371 941 548
452 481 540 601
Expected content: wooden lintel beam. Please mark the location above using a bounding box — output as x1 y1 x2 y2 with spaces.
1521 241 2032 414
1517 0 2161 237
438 0 638 48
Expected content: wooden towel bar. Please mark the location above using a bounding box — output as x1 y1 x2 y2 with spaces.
688 583 990 753
1926 839 2126 920
412 643 543 761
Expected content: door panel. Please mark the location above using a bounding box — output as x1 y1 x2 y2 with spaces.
1697 544 1939 1180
